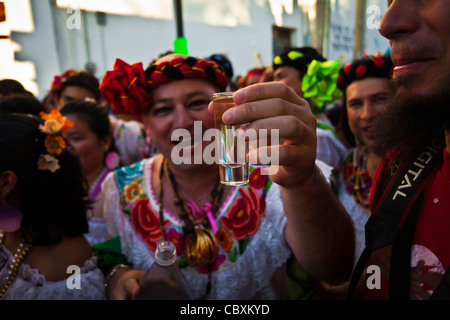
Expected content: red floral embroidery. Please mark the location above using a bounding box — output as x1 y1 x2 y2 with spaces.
220 188 264 240
131 198 170 250
248 167 269 189
165 228 185 256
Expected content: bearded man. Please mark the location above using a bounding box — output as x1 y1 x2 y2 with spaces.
351 0 450 300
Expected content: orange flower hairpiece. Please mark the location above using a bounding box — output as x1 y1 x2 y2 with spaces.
38 110 73 172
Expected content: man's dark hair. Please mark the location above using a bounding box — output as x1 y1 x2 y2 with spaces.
57 71 101 101
273 46 326 78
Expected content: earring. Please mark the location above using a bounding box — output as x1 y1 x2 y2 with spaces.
0 206 23 232
105 151 120 170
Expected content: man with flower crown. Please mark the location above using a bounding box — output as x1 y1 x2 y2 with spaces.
97 53 355 300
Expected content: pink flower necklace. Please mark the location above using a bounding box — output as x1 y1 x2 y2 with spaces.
157 158 223 297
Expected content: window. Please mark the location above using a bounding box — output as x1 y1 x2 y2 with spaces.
272 25 295 57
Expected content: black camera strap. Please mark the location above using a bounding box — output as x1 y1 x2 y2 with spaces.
348 134 445 300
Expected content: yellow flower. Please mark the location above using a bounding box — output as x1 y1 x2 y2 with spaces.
45 135 66 155
39 110 73 134
124 181 143 203
215 229 233 252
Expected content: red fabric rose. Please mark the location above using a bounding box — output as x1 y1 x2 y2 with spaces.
248 167 269 189
131 198 170 251
100 58 152 115
220 188 264 240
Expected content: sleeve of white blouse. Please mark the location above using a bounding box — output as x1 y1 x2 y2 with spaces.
316 127 348 170
101 171 121 238
265 160 335 247
264 183 288 245
113 119 150 166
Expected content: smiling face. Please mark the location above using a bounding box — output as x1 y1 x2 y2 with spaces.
380 0 450 98
63 114 111 176
345 78 390 151
142 79 217 170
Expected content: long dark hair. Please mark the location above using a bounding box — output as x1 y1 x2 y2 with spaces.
0 114 89 245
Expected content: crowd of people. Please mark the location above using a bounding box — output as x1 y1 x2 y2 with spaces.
0 0 449 300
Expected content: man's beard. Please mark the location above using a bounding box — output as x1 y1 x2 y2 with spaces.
374 75 450 159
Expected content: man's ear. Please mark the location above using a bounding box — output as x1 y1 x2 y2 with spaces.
0 170 18 205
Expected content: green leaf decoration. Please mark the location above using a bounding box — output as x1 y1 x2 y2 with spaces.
301 59 343 111
229 246 237 263
287 51 304 60
238 236 249 255
274 55 283 65
177 256 189 269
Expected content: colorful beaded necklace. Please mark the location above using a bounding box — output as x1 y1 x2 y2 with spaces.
0 232 32 298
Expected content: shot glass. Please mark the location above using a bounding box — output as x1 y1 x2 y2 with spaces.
212 92 249 186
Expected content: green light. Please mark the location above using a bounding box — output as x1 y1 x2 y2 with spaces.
174 36 188 55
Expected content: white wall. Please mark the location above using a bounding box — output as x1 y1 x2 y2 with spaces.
11 0 307 99
6 0 390 100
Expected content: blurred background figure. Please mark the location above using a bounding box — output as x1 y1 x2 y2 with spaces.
315 55 393 299
48 70 101 110
61 100 120 245
0 79 34 102
336 54 393 263
272 46 348 173
207 53 238 91
239 67 266 88
0 94 45 116
48 69 152 166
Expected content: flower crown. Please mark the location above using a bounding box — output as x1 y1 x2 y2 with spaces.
100 56 228 115
48 69 82 99
37 110 73 172
337 55 394 91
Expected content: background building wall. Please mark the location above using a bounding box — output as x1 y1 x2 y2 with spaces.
2 0 389 99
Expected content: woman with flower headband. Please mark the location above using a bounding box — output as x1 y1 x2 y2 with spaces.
61 100 120 245
0 112 106 299
47 69 152 167
99 53 355 300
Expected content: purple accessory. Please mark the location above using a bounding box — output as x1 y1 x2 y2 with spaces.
105 151 120 170
88 168 111 201
0 206 23 232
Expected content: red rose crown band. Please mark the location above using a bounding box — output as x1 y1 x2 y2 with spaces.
100 56 228 115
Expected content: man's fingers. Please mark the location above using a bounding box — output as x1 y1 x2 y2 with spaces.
123 277 141 298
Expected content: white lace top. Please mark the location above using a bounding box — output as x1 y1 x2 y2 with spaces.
102 158 291 300
0 245 106 300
